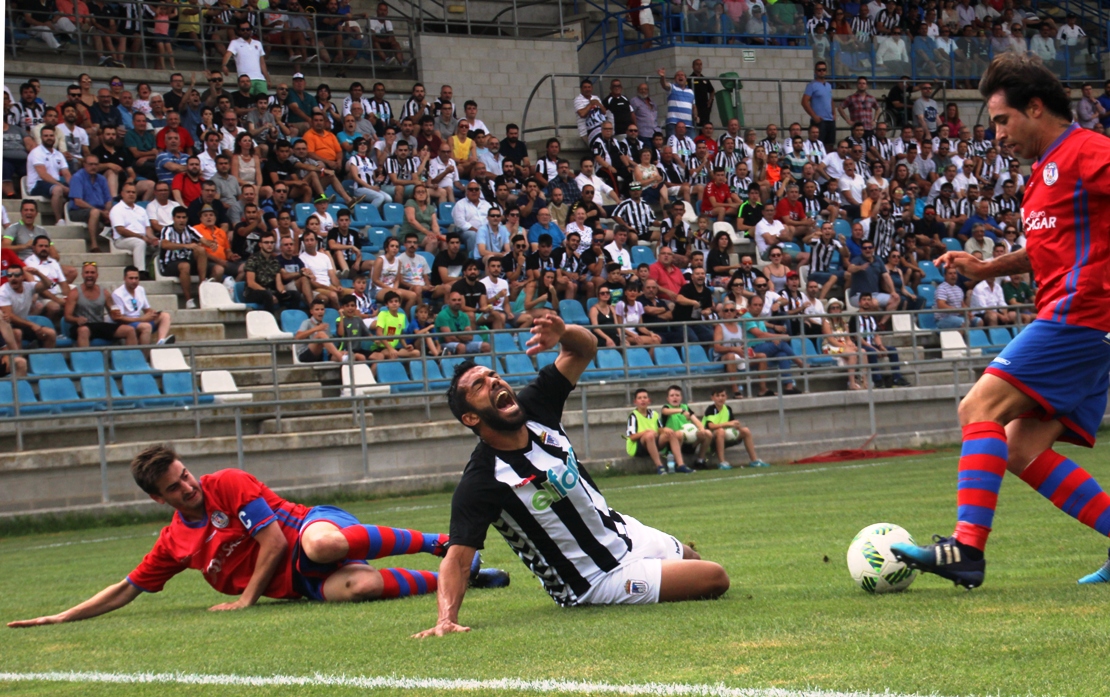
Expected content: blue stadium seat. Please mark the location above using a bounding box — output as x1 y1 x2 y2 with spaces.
778 242 802 259
984 328 1012 356
918 312 938 330
918 260 944 285
916 284 936 308
79 376 130 408
281 309 309 335
631 246 656 266
502 353 536 385
365 227 394 254
61 318 112 346
652 346 685 373
535 351 559 369
438 356 465 378
38 377 100 412
833 218 852 239
438 202 455 228
942 237 963 252
70 351 106 376
683 344 724 373
558 299 590 325
234 281 264 310
381 203 405 228
417 250 436 269
25 315 71 347
353 203 385 227
111 349 150 374
804 337 838 366
583 349 623 381
322 308 340 327
162 372 216 403
0 380 54 416
376 361 413 393
294 202 315 227
586 297 598 312
340 278 354 289
121 373 183 407
328 203 343 220
28 352 73 376
626 347 663 377
493 332 520 355
968 329 991 354
406 360 447 392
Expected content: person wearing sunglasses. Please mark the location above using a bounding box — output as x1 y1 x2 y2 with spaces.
223 23 271 96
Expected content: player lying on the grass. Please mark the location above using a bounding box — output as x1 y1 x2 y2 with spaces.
888 53 1110 589
414 314 730 638
8 448 508 628
703 386 769 470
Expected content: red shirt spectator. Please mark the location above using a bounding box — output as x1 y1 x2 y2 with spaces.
694 134 718 156
172 172 204 207
775 197 805 224
701 181 732 214
1 248 24 286
156 126 194 152
649 258 685 298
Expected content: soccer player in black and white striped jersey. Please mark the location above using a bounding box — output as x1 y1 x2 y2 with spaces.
413 317 729 636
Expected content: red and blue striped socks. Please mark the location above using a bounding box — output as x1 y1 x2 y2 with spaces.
340 525 448 560
953 422 1009 552
379 568 438 599
1019 450 1110 536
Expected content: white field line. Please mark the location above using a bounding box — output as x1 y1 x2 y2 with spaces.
0 670 976 697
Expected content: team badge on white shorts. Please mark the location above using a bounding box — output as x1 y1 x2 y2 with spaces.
1043 162 1058 186
211 511 229 528
625 579 649 596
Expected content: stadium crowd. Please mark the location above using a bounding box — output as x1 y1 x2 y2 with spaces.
4 0 1102 388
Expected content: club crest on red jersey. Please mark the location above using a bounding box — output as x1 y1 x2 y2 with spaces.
1043 162 1058 186
211 511 229 528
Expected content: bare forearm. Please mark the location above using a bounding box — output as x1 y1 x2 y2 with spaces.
435 546 472 625
238 533 286 606
984 248 1031 279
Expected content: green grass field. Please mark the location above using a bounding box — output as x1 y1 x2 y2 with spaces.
3 443 1110 697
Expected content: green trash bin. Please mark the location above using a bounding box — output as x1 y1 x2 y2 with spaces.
716 71 744 126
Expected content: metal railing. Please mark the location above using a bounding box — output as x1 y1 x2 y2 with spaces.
520 72 948 145
411 0 568 38
6 0 418 80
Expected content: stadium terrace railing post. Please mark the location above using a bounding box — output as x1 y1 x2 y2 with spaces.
777 382 786 441
9 363 22 451
777 82 785 136
952 361 961 412
557 0 564 38
189 344 201 438
235 407 245 470
511 0 519 37
270 342 281 434
421 340 431 423
867 376 877 437
550 76 561 141
359 398 369 477
346 350 358 423
103 347 116 442
74 12 85 66
98 416 109 503
580 386 591 458
198 10 209 72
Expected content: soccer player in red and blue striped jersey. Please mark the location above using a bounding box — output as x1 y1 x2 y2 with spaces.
890 54 1110 589
8 445 508 628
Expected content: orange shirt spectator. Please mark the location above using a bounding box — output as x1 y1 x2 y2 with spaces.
303 128 342 165
195 221 231 263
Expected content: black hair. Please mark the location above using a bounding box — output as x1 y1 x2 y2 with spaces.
447 359 480 427
340 294 356 306
383 290 400 303
978 53 1073 122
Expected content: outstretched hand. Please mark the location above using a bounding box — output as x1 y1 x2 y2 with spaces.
208 599 252 612
411 621 471 639
7 614 64 628
935 251 987 281
525 313 566 356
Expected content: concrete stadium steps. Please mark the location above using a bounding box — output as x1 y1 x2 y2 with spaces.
258 413 368 435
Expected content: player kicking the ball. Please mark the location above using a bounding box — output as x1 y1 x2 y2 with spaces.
8 447 508 628
889 54 1110 589
414 313 729 638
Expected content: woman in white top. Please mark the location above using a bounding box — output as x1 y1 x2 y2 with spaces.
347 137 390 208
231 133 265 198
866 160 889 194
615 282 661 349
711 300 750 398
632 148 668 206
370 236 417 309
820 298 864 390
564 205 593 254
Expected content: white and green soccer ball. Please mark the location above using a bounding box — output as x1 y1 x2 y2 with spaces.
724 427 740 441
680 422 699 444
847 523 918 594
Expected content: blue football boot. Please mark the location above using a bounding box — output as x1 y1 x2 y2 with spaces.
1078 549 1110 585
889 535 985 589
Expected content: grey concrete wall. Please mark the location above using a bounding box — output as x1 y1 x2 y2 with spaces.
414 33 580 139
599 46 817 132
1 385 977 516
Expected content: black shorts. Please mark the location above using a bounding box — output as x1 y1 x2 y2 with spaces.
67 321 121 342
298 347 326 363
159 255 197 277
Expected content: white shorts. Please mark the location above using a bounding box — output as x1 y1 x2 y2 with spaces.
638 8 654 25
575 514 683 606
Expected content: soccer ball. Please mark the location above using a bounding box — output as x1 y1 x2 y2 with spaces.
680 423 699 444
847 523 918 594
725 427 740 441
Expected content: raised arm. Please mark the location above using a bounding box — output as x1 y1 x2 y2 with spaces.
525 313 597 386
8 579 142 628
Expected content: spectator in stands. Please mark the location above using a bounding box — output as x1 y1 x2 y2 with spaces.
475 207 510 262
22 234 69 320
712 299 754 398
704 386 768 469
657 68 695 139
970 275 1010 327
801 62 835 149
64 262 137 347
852 292 910 387
158 206 207 309
66 154 114 252
1077 83 1107 130
627 388 691 475
847 239 899 312
452 180 491 253
155 131 189 187
276 234 314 306
172 156 205 209
1003 273 1035 324
106 182 156 275
110 265 174 345
0 265 56 348
431 233 466 300
673 263 715 346
398 232 431 299
297 229 342 309
187 180 231 231
436 290 489 355
741 293 801 396
294 298 343 363
934 265 969 329
326 209 370 277
26 125 70 224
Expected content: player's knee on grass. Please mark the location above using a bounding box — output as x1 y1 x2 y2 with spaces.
300 526 349 562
